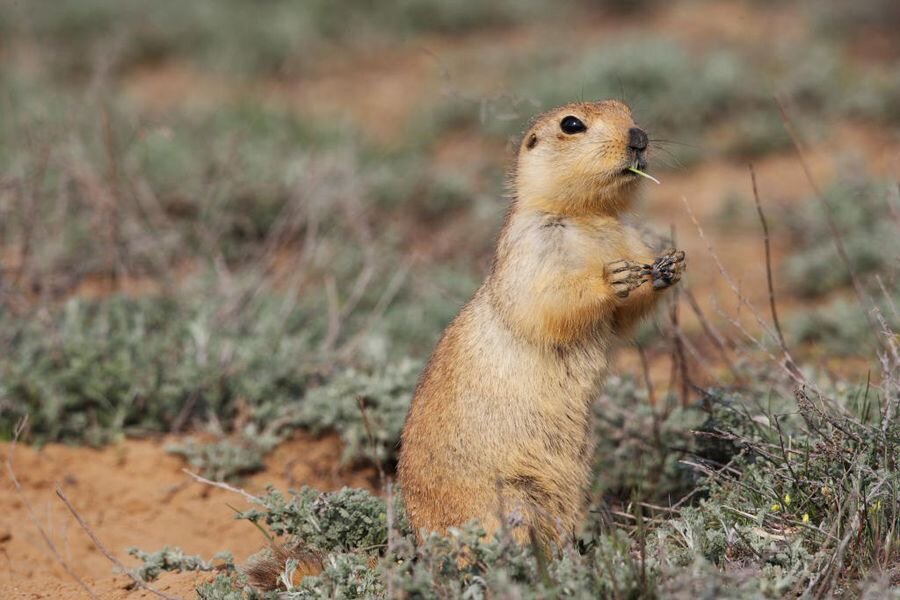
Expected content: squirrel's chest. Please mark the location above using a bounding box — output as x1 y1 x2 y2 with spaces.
491 327 609 423
473 299 610 406
512 342 606 461
534 216 627 268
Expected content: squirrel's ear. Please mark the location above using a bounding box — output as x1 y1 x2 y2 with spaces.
525 133 538 150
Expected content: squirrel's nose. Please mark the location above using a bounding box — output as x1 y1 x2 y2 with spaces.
628 127 648 152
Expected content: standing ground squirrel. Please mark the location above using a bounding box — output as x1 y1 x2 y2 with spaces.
398 100 685 546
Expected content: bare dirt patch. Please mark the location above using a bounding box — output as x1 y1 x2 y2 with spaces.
1 434 375 599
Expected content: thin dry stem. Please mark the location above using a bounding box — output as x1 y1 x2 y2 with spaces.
356 396 387 486
775 97 881 344
681 195 805 386
874 275 899 324
636 344 657 407
56 487 183 600
337 260 410 361
4 418 101 600
748 163 797 376
683 287 743 383
666 226 692 408
385 479 396 599
181 468 263 505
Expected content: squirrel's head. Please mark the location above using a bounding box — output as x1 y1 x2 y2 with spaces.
515 100 650 215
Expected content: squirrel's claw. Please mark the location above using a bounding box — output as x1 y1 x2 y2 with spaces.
606 259 648 298
648 249 686 290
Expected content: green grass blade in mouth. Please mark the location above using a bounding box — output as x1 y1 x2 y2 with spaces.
627 167 661 185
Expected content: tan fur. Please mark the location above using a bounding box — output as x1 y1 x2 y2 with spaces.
244 544 323 591
398 100 683 547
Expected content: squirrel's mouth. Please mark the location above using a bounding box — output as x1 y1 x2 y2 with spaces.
621 155 661 185
622 155 648 176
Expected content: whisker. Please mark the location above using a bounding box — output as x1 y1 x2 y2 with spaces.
650 155 680 170
649 147 686 169
648 138 699 149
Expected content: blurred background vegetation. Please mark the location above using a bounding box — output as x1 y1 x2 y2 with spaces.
0 0 898 597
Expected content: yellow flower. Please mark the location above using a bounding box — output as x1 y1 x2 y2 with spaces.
784 493 792 506
802 513 810 524
771 503 781 512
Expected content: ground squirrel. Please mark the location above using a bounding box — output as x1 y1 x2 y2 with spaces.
397 100 685 547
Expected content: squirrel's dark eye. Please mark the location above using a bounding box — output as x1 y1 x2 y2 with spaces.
560 115 587 134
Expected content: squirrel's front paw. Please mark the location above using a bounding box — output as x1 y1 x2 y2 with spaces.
605 259 648 298
647 249 686 290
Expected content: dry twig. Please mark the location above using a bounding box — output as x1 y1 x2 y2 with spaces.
681 195 805 387
4 417 101 600
775 97 881 343
748 164 797 376
181 468 263 505
357 396 387 486
56 487 183 600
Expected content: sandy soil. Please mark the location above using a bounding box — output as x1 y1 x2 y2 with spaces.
0 434 376 600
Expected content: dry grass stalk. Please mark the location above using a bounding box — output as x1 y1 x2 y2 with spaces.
4 417 102 600
775 97 882 343
56 486 184 600
681 194 806 387
748 163 798 377
181 468 263 505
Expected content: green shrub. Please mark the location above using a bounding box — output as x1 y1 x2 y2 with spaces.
1 0 576 77
238 487 389 554
0 81 370 280
782 176 900 297
167 439 269 483
788 295 900 355
0 288 433 476
592 375 709 502
433 37 839 163
841 65 900 125
292 360 420 466
128 546 234 582
0 292 313 444
294 552 383 599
